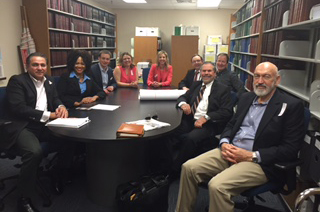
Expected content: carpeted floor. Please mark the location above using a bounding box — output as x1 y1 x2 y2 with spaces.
0 156 288 212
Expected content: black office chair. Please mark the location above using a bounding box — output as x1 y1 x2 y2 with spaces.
236 107 311 211
0 86 55 211
142 68 150 86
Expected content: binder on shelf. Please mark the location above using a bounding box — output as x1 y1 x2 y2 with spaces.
279 40 310 57
278 69 306 88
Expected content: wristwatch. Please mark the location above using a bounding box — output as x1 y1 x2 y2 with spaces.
252 152 258 163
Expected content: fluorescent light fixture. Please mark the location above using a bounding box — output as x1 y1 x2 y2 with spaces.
123 0 147 3
197 0 221 8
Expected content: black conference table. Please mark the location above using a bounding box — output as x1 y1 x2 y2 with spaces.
48 86 182 209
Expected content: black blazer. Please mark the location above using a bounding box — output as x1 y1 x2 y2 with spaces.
90 63 117 90
57 72 106 108
2 73 62 149
220 90 305 182
177 80 233 124
178 69 197 89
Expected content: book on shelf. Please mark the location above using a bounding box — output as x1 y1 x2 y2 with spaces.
288 0 319 24
116 123 144 138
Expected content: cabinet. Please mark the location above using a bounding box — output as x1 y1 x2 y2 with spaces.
229 0 320 120
134 36 161 64
171 35 199 87
22 0 117 76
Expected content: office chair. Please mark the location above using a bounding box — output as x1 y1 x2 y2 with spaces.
0 86 55 211
236 107 311 211
142 68 150 86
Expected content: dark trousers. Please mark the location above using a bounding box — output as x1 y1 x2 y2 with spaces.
11 125 74 198
169 115 219 173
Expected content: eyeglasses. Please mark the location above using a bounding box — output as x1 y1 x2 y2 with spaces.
145 114 158 120
253 74 273 81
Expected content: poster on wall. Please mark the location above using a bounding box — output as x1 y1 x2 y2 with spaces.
0 48 5 79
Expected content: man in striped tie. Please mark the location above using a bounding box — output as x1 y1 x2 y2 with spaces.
168 62 234 178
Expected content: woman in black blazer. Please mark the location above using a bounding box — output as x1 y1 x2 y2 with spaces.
58 50 106 108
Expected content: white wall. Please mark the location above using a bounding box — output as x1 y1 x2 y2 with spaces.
114 9 235 61
0 0 23 86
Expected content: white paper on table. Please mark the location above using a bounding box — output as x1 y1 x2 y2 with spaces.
90 104 120 111
139 89 186 100
45 117 90 128
126 118 171 131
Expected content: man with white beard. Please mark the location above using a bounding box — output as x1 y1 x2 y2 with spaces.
175 62 305 212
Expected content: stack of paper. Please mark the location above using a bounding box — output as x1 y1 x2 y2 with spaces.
45 117 90 128
126 119 170 131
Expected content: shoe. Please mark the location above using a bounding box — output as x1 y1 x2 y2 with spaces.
51 176 64 195
17 197 39 212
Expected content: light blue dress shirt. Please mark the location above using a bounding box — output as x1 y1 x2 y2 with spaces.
69 71 91 94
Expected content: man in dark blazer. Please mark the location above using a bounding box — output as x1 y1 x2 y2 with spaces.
170 62 233 175
178 54 203 90
90 50 117 94
175 62 305 212
5 52 69 212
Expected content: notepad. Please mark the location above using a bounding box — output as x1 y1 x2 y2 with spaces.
90 104 120 111
45 117 90 128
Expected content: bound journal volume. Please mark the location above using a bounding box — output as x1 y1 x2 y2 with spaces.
117 123 144 138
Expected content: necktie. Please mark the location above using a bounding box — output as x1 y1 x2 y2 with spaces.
191 85 206 115
194 70 200 81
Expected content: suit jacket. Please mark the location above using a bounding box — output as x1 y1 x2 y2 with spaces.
177 80 233 125
220 90 305 182
57 72 106 108
90 63 117 90
216 68 245 97
178 69 197 89
2 73 62 149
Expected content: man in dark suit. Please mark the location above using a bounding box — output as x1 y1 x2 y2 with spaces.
170 62 233 175
178 54 203 90
215 53 245 104
175 62 305 212
5 52 69 212
90 50 117 94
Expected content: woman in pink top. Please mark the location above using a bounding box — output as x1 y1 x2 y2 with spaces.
114 52 138 88
147 50 173 87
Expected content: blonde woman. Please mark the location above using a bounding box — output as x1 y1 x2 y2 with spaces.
147 50 173 87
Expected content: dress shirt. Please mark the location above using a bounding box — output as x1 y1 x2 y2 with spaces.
178 81 213 120
194 70 201 81
220 97 269 162
29 74 50 122
69 71 91 94
98 63 109 89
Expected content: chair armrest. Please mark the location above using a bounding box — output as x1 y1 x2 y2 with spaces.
274 160 303 170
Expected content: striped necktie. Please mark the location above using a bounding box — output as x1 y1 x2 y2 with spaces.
191 85 206 115
194 70 200 81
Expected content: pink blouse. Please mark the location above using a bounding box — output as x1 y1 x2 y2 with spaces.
119 66 137 83
147 64 173 87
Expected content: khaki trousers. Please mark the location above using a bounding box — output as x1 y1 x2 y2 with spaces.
175 148 268 212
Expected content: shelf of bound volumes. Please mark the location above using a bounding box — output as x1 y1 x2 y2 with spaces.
229 0 320 121
22 0 117 76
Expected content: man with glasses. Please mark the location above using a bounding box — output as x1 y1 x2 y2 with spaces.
178 54 204 90
215 53 245 104
175 62 305 212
